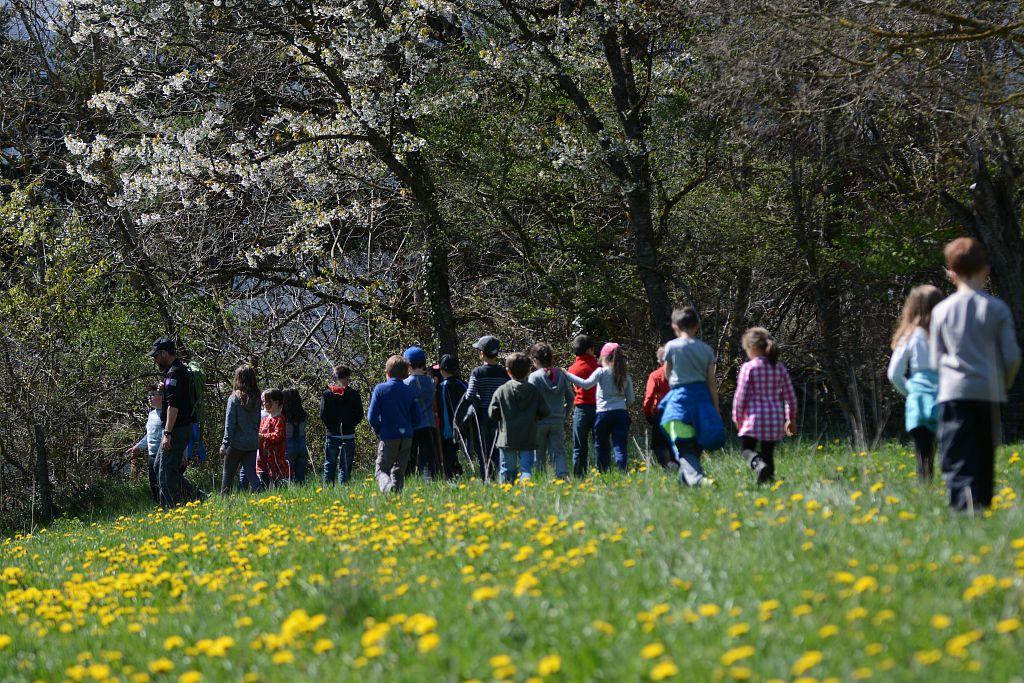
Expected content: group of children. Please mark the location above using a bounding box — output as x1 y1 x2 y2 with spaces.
136 237 1018 514
359 313 800 492
888 237 1020 511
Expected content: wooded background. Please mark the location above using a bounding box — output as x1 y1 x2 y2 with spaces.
2 0 1021 531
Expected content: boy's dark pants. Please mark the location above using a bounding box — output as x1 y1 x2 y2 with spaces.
572 405 597 477
938 401 999 511
410 427 439 481
440 437 463 479
647 414 674 469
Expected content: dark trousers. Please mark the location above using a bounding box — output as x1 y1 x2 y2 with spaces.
221 447 261 495
910 426 936 483
647 415 674 469
288 448 309 485
938 401 999 511
156 424 191 508
440 437 464 480
594 409 630 471
572 405 597 478
324 436 356 484
409 427 439 481
146 453 160 503
741 436 776 484
477 417 499 482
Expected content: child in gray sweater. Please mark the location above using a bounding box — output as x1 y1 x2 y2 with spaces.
528 343 575 479
930 237 1021 512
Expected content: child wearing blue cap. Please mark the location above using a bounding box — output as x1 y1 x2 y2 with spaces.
404 346 440 481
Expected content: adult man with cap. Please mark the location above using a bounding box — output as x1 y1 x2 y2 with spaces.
463 335 508 481
436 354 467 479
148 337 194 508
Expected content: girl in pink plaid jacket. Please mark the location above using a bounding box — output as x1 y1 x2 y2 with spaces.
732 328 798 484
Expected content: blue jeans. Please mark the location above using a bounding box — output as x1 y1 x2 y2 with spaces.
594 409 630 472
572 405 597 477
499 449 534 484
324 436 356 484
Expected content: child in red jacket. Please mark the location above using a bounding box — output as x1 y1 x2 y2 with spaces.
643 346 674 470
257 388 290 488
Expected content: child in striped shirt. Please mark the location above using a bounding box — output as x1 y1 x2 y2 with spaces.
732 327 797 484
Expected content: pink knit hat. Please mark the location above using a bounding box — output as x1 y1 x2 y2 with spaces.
600 342 620 357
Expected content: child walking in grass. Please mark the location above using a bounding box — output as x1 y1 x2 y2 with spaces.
528 343 574 479
404 346 440 482
219 365 263 494
660 307 722 487
488 352 549 483
732 328 798 485
282 388 309 485
930 237 1021 511
257 388 290 489
320 365 363 485
367 355 421 494
566 343 635 472
436 354 466 480
887 285 943 483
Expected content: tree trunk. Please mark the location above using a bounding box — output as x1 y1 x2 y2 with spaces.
34 423 54 525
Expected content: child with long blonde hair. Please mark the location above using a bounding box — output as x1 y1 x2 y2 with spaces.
887 284 943 482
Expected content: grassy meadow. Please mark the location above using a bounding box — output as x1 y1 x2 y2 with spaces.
1 442 1023 683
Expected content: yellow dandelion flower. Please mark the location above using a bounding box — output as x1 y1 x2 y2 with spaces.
698 603 721 617
148 659 174 674
489 654 513 668
313 639 334 654
271 650 295 665
472 586 500 601
720 645 755 666
996 618 1020 634
914 649 942 666
178 673 202 683
649 659 679 680
729 667 752 680
537 654 562 676
931 615 952 629
417 633 440 654
727 623 750 637
0 635 11 650
791 650 823 676
641 642 665 659
819 624 840 638
163 636 185 651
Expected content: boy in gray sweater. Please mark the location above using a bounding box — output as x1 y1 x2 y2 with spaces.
488 353 549 483
528 343 574 479
930 237 1021 511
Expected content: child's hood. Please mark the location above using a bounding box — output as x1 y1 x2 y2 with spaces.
529 368 565 396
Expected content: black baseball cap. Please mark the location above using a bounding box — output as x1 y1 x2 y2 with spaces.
472 335 500 357
147 337 176 357
439 354 460 373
